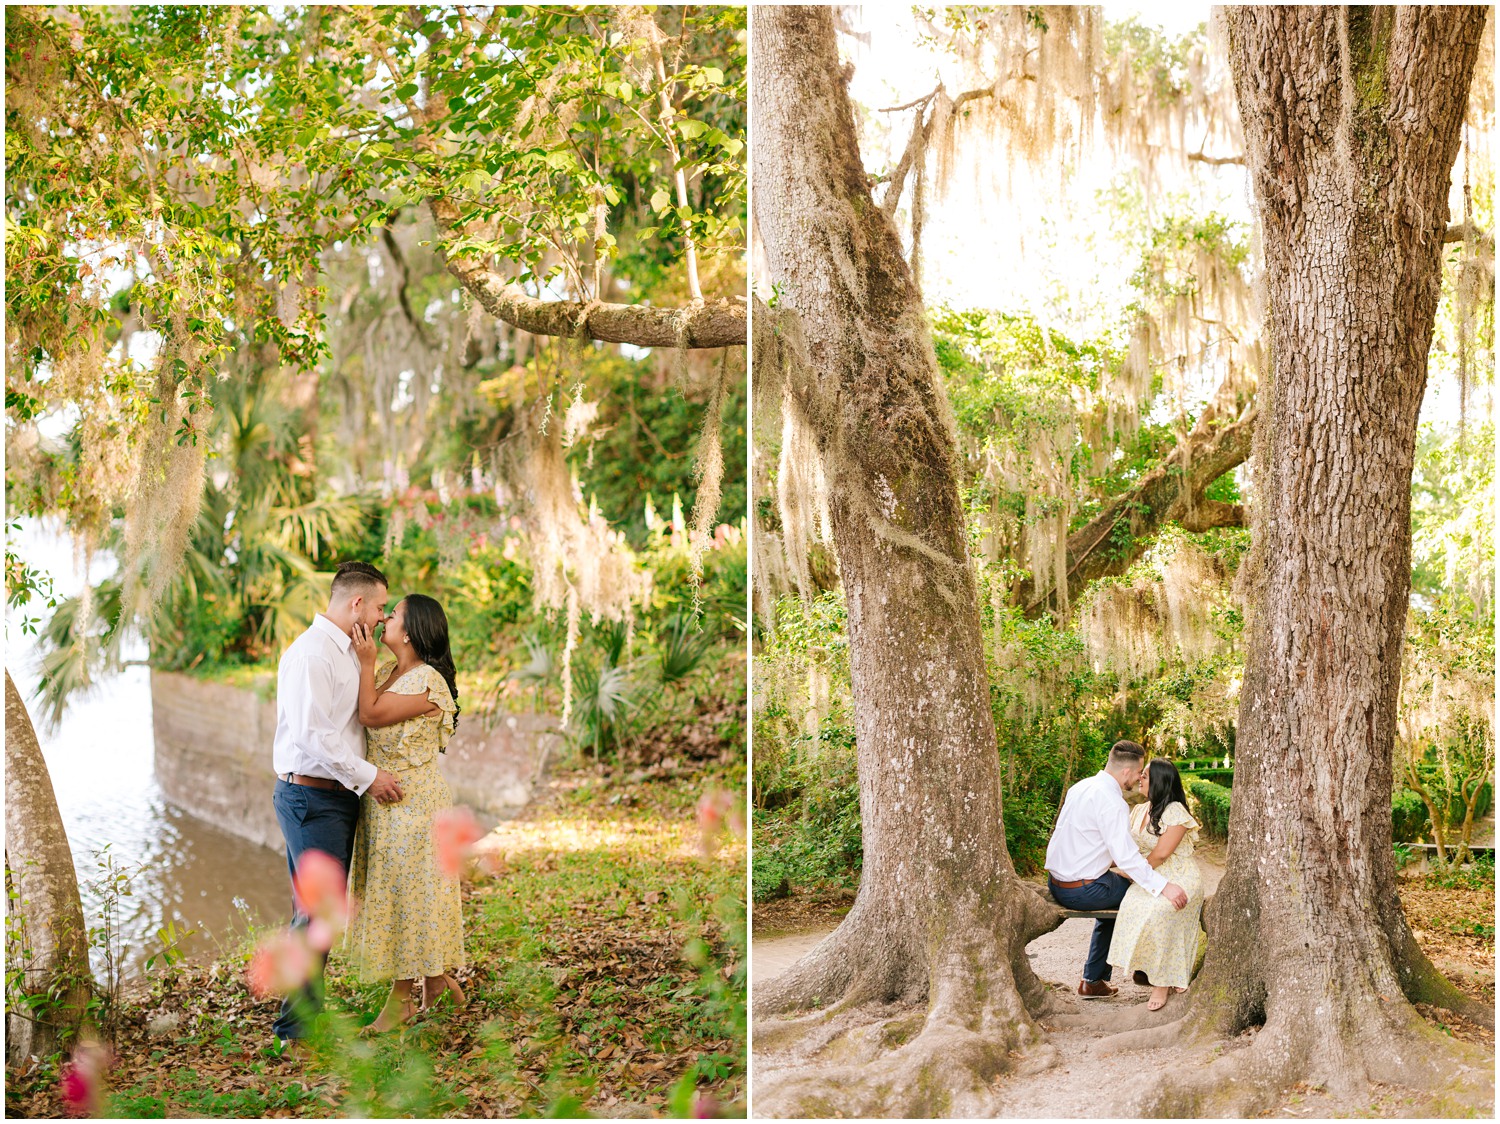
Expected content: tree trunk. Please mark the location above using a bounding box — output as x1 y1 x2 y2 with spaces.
5 670 91 1067
1124 9 1493 1115
752 7 1061 1115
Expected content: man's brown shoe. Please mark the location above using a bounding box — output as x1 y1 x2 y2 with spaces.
1078 978 1118 999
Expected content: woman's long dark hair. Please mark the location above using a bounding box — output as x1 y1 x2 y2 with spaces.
402 593 460 731
1146 758 1189 837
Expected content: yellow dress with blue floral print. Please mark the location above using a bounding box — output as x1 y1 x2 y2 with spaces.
344 660 466 981
1106 800 1205 989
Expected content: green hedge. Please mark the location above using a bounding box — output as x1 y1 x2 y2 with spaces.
1177 765 1234 788
1185 778 1232 840
1447 782 1493 825
1392 790 1431 844
1187 782 1455 846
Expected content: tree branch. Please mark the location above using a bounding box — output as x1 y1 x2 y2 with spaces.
1444 221 1493 250
1188 150 1247 167
381 225 436 351
370 13 744 351
432 195 744 348
1019 400 1258 616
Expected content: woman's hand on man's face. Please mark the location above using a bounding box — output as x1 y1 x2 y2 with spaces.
351 621 379 665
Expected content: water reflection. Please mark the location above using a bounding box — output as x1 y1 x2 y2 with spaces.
9 528 289 980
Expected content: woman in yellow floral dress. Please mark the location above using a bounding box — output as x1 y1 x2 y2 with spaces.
1107 759 1205 1010
347 593 466 1031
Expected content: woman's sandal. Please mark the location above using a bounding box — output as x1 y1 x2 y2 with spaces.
1146 987 1171 1011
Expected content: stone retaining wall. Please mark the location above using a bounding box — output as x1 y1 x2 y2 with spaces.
151 670 558 851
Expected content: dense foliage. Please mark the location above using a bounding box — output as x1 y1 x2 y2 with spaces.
752 4 1493 889
7 7 749 753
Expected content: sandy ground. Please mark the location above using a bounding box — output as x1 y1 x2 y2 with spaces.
749 850 1487 1118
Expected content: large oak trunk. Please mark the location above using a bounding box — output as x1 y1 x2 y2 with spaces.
5 670 92 1067
1126 8 1492 1115
752 7 1060 1115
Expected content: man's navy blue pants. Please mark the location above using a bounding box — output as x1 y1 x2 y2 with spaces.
271 778 360 1041
1047 871 1130 983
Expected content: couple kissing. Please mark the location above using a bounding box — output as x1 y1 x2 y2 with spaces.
270 560 467 1044
1046 740 1207 1012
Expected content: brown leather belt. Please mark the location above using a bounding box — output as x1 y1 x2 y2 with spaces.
279 772 349 793
1049 876 1098 889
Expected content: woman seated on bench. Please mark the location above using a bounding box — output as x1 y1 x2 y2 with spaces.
1107 758 1206 1010
1045 742 1190 1000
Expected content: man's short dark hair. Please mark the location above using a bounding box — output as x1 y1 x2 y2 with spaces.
1108 740 1146 768
329 560 388 603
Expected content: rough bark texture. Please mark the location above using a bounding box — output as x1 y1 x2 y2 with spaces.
1019 398 1257 616
1121 9 1493 1116
5 670 91 1066
752 8 1063 1116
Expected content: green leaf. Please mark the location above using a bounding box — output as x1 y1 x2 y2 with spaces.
650 188 671 214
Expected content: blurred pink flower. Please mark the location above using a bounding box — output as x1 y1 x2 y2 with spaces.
433 806 483 878
697 790 741 856
306 918 335 953
692 1091 720 1118
246 929 316 999
60 1041 111 1117
292 850 351 933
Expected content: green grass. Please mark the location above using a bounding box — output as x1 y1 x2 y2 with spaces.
5 765 746 1119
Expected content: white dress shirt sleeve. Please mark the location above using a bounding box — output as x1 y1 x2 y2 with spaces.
297 652 379 795
1105 800 1167 895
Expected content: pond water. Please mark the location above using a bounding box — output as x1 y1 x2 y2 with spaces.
7 526 290 981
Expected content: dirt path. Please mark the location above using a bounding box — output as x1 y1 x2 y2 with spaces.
751 851 1252 1118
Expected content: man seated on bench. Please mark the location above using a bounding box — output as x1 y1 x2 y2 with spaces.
1045 741 1189 999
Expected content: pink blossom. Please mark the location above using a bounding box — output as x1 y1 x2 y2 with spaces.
306 918 335 953
59 1065 95 1117
60 1041 111 1117
692 1091 720 1118
246 929 316 999
697 790 741 856
292 849 351 932
433 806 483 878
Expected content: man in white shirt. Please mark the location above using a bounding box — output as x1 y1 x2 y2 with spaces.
270 560 405 1044
1045 741 1189 999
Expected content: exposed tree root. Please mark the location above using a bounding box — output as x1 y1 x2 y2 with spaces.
1123 997 1495 1118
755 987 1052 1117
754 890 1070 1117
1090 1005 1193 1047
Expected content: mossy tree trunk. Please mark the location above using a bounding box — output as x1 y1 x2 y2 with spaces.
752 7 1062 1115
1123 8 1493 1115
5 670 92 1067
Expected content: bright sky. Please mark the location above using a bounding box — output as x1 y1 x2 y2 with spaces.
838 3 1492 429
843 4 1245 327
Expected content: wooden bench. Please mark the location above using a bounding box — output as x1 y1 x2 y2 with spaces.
1028 881 1118 920
1029 881 1216 935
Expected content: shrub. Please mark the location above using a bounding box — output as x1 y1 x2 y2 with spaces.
1185 778 1232 839
1175 759 1234 788
1391 789 1432 844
